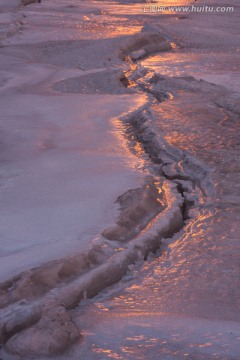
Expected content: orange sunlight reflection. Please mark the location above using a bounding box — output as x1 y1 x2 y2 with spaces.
110 95 148 171
105 0 193 20
142 52 200 77
93 347 121 359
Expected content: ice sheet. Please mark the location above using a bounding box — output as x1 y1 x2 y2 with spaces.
0 63 146 280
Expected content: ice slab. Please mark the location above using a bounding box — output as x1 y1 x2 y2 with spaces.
0 87 145 281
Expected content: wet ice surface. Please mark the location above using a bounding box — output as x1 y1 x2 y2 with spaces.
142 51 240 94
0 0 240 359
64 2 240 360
73 307 240 360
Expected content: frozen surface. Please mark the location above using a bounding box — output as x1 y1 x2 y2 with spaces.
62 1 240 359
72 301 240 360
142 51 240 94
0 0 240 359
0 91 144 280
0 0 147 281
